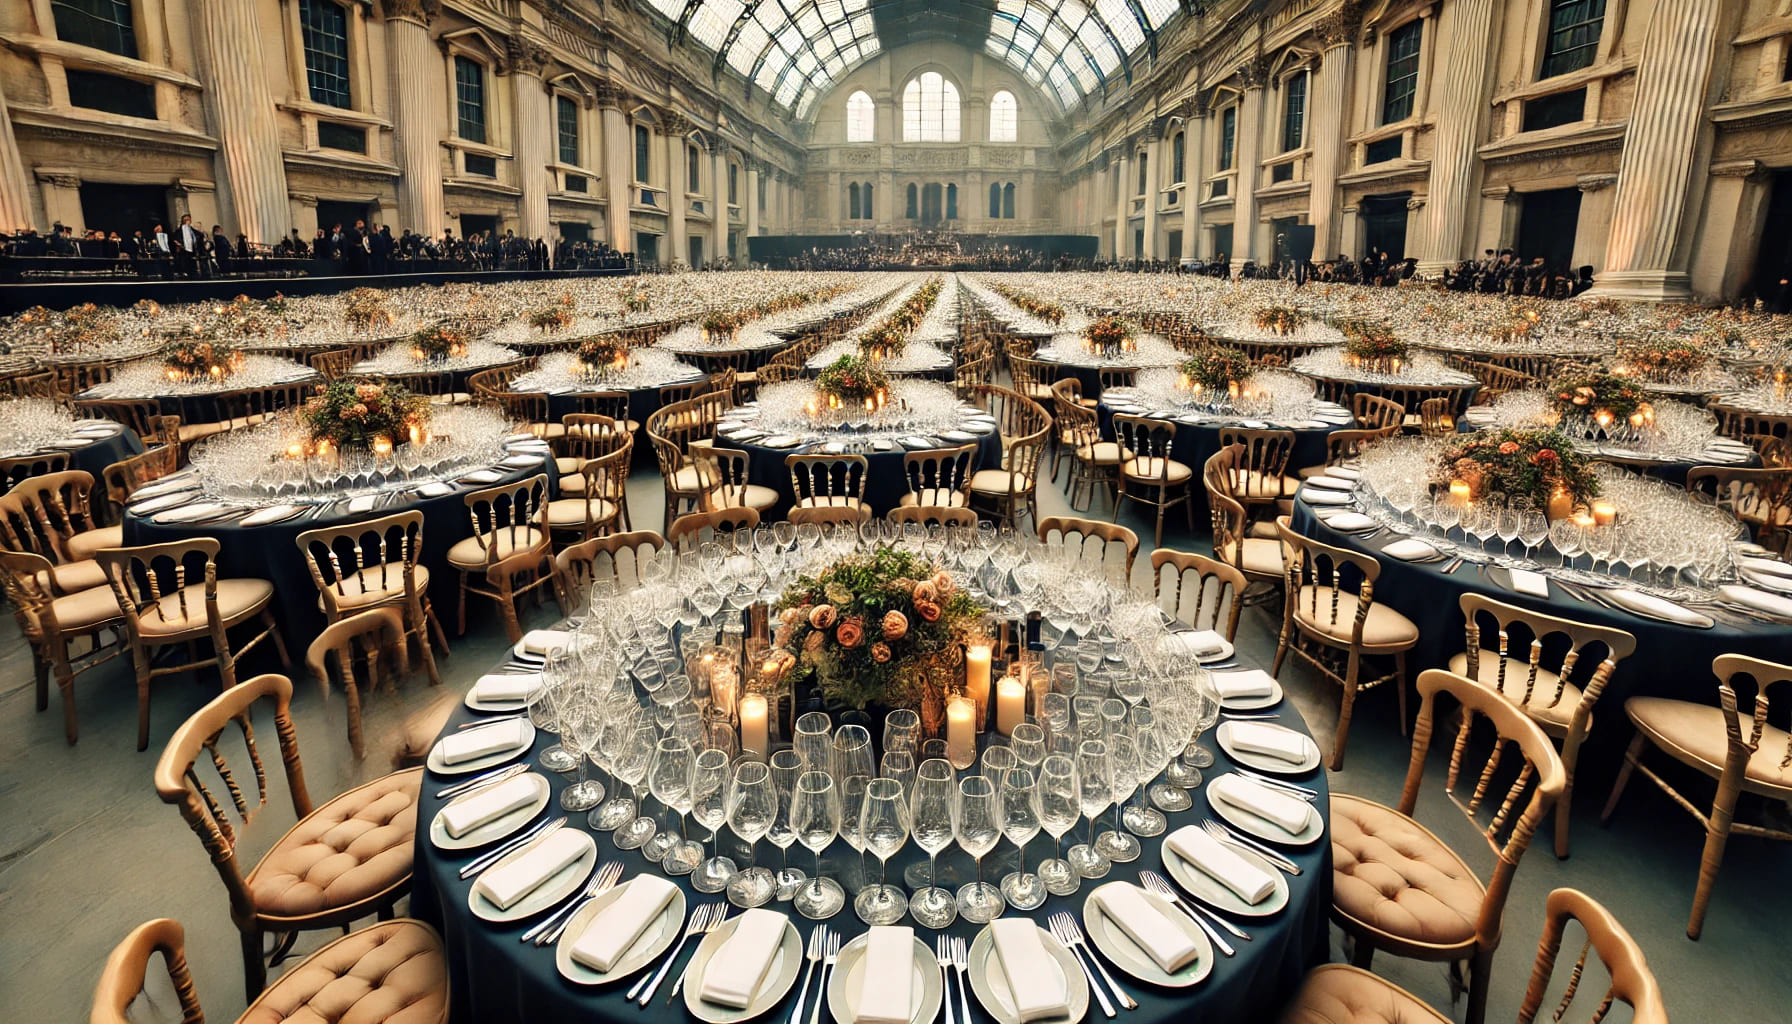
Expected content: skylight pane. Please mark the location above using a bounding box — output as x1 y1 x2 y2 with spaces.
1138 0 1177 29
648 0 683 18
1096 0 1143 51
986 37 1008 57
728 24 768 73
688 0 742 50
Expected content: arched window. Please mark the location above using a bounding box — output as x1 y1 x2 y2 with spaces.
861 183 874 219
905 183 919 219
688 144 701 193
902 72 960 142
1171 131 1186 184
988 90 1017 143
848 182 861 220
845 90 875 143
634 124 651 182
1002 183 1015 220
728 163 739 204
946 183 958 220
1137 152 1148 196
988 183 1002 219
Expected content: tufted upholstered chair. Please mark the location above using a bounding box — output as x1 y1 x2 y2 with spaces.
155 674 422 1001
91 916 448 1024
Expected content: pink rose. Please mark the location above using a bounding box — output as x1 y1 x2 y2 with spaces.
836 617 864 648
914 599 941 623
809 604 837 629
932 571 955 597
881 610 909 641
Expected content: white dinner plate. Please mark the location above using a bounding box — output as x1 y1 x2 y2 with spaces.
467 829 597 924
965 924 1087 1024
1217 721 1322 775
426 720 537 776
128 491 196 515
1082 883 1214 988
1209 781 1326 846
825 932 942 1024
464 681 541 713
1162 837 1291 918
428 773 550 850
1218 676 1284 712
555 879 688 985
681 913 803 1023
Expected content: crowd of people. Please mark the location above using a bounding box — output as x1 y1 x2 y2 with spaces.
1439 248 1595 298
769 243 1082 271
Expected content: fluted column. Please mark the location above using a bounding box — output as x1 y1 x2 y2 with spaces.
597 85 632 251
1142 128 1162 260
746 163 760 238
665 120 688 267
387 2 445 235
0 79 33 229
1112 151 1128 259
509 43 553 242
712 144 729 261
1180 106 1205 260
1309 9 1359 261
1587 0 1732 301
1415 0 1498 273
194 0 289 243
1232 60 1269 271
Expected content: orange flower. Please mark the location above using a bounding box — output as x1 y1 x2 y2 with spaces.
931 571 955 597
870 642 892 663
1498 441 1519 454
914 599 941 623
912 580 937 603
809 604 837 629
836 617 864 648
881 610 909 641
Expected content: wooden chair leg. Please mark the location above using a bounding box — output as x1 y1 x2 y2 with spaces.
1599 731 1648 823
212 623 239 691
1271 623 1290 677
1394 650 1409 737
498 577 524 643
55 657 79 745
456 573 469 636
424 598 451 658
1348 934 1374 969
411 601 442 687
345 675 365 759
134 650 153 752
1553 766 1575 860
1330 649 1361 771
264 609 291 667
1689 779 1743 939
1465 948 1493 1024
34 651 49 711
240 928 266 1003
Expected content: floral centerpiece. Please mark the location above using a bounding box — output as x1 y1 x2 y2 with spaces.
992 284 1064 324
1083 316 1136 357
701 309 749 338
1616 337 1709 381
528 306 573 332
1254 306 1306 336
298 378 430 456
1437 428 1599 515
1178 345 1254 397
408 324 469 362
576 336 631 378
161 330 243 383
1551 369 1653 434
858 321 909 360
814 354 890 412
770 546 985 715
622 282 652 313
344 287 393 331
1340 320 1408 373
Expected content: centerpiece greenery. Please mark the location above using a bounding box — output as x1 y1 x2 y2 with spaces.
701 309 750 337
344 287 394 330
528 306 574 332
1340 319 1408 372
408 324 469 362
299 378 429 455
815 354 890 411
1179 345 1254 395
1617 337 1709 381
1551 369 1652 427
161 330 243 383
1254 306 1306 336
1437 428 1600 511
1083 316 1135 357
770 546 985 713
991 283 1065 324
576 336 631 378
858 322 909 360
622 282 652 313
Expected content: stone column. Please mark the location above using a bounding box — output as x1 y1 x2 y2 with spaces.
0 79 33 229
1587 0 1732 301
1309 8 1359 261
597 84 632 251
712 143 729 261
1232 59 1270 272
746 162 760 238
1415 0 1498 273
1570 174 1617 273
1142 126 1162 260
387 0 445 236
193 0 290 243
509 41 553 243
1180 106 1205 261
1112 151 1128 260
664 118 688 267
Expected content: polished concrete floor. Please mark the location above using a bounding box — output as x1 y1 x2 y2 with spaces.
3 461 1787 1022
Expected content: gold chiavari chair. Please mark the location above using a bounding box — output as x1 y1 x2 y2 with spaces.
1112 413 1193 547
95 537 290 750
1296 426 1399 479
154 673 423 1000
51 356 124 398
1709 403 1792 444
788 503 872 529
1273 519 1418 769
1686 465 1792 555
565 390 639 437
756 361 803 387
1329 669 1566 1024
296 509 444 687
2 368 58 399
447 474 560 641
1150 548 1245 642
0 548 123 744
1352 392 1405 432
1420 396 1457 436
545 447 632 544
101 444 179 524
0 451 70 491
1038 515 1139 579
1455 593 1637 858
887 505 979 530
660 379 708 406
486 387 562 441
92 916 449 1024
968 384 1051 531
786 453 871 513
700 447 780 515
1467 362 1538 404
557 529 667 593
900 444 978 509
668 506 760 551
557 413 633 521
308 347 357 381
1006 352 1058 404
467 365 523 402
954 353 993 403
304 607 411 759
1602 652 1792 938
647 396 717 530
1214 426 1299 518
0 469 114 586
1203 451 1286 591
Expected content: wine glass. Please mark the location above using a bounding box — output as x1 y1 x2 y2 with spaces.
1495 507 1522 563
767 749 808 894
1035 753 1082 896
1182 669 1221 770
794 711 832 774
791 770 845 920
1095 734 1143 862
1067 738 1113 879
954 774 1005 923
643 737 694 865
557 684 606 812
879 748 917 796
980 744 1017 785
831 724 875 785
1549 518 1583 569
1122 706 1168 835
836 773 871 893
527 664 577 773
725 759 777 908
997 767 1046 910
854 777 911 925
689 747 736 892
907 758 959 927
1010 722 1047 771
883 708 921 756
1518 510 1550 564
602 721 658 844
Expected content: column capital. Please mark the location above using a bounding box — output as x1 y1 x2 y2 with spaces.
1315 1 1364 49
35 170 81 189
506 39 553 78
173 177 216 195
1142 121 1164 142
1576 173 1619 192
1236 55 1273 91
290 192 320 207
663 113 694 137
593 81 627 110
1405 194 1427 211
384 0 439 26
1481 184 1512 201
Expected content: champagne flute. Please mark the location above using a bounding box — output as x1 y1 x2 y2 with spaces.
1122 706 1168 835
791 770 845 919
643 737 693 864
527 659 577 773
556 684 606 812
853 777 911 925
767 749 807 894
794 711 832 774
725 759 777 908
689 747 736 891
954 774 1005 923
1095 734 1143 862
1067 738 1113 880
907 758 959 927
997 767 1046 910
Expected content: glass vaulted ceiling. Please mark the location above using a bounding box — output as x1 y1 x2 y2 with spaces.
644 0 1183 120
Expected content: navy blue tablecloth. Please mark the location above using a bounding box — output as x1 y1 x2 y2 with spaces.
735 431 1003 515
68 426 145 481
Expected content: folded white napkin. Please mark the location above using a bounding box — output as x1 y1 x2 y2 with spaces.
240 504 299 527
473 830 586 909
569 875 680 972
854 926 915 1024
1321 512 1376 532
156 502 225 523
989 919 1068 1023
1304 475 1355 491
1208 774 1312 835
438 718 530 765
440 774 539 838
1327 467 1362 480
1090 885 1200 973
1381 538 1439 561
347 495 377 514
520 629 572 656
1225 721 1311 764
1507 568 1550 597
1607 590 1709 626
1165 825 1275 904
419 482 454 497
698 907 787 1009
1299 489 1353 506
1718 584 1792 619
462 469 502 484
1740 557 1792 578
473 673 541 703
1211 669 1276 702
1177 630 1227 657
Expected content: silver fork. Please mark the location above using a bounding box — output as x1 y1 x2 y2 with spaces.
949 935 971 1024
789 927 829 1024
527 860 623 945
629 902 716 1004
934 935 955 1024
459 817 565 880
808 930 841 1024
670 904 733 1001
1137 871 1244 953
1047 912 1125 1016
1201 820 1301 876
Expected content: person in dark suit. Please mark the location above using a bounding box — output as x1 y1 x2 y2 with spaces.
370 224 392 274
175 214 203 278
342 219 368 274
210 225 232 276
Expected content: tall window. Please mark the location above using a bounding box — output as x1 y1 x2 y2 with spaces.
989 183 1002 219
946 183 958 220
1218 107 1237 171
1282 72 1307 151
1171 131 1186 183
51 0 138 58
299 0 351 108
1002 183 1015 220
845 90 875 142
988 90 1018 143
454 56 486 143
902 72 960 142
1382 19 1423 124
1136 152 1148 196
688 145 702 193
556 95 580 165
905 183 918 219
848 183 861 220
728 164 738 205
1540 0 1607 79
862 183 873 219
634 124 651 182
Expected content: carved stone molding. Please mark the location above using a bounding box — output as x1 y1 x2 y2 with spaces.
1405 195 1427 211
290 192 320 207
662 113 694 136
507 39 553 78
840 147 877 166
1709 159 1770 183
1315 1 1365 48
1576 173 1618 192
893 148 967 169
1481 184 1513 201
592 81 625 109
985 147 1022 167
384 0 439 26
1236 55 1273 91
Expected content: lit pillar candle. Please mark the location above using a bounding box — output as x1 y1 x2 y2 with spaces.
1448 479 1472 505
995 676 1025 736
946 697 977 770
1592 501 1617 527
711 665 738 720
739 694 768 760
1547 489 1574 522
964 641 992 732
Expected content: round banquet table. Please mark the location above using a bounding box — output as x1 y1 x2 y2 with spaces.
409 651 1332 1024
1032 354 1181 399
351 353 525 396
121 452 557 639
1457 407 1762 487
76 368 324 427
7 421 145 482
1288 369 1479 415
